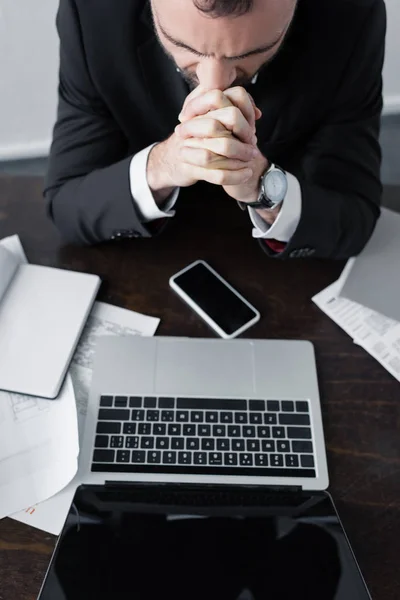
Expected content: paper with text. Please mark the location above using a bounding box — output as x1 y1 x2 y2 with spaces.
11 301 160 534
0 235 79 519
313 278 400 383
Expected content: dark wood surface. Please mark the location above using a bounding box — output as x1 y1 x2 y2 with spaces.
0 175 399 600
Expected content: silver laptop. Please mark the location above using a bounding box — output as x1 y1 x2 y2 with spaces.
79 336 329 490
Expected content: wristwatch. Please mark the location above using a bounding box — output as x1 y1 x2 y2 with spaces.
239 163 288 211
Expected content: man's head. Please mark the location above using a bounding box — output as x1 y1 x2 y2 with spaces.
150 0 297 90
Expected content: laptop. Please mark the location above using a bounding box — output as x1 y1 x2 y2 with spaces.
38 336 373 599
78 336 329 490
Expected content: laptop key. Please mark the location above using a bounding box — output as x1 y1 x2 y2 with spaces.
95 435 109 448
110 436 124 448
114 396 128 407
146 410 160 422
257 426 271 438
202 439 215 451
247 440 260 452
177 411 189 422
224 453 238 466
131 451 146 463
191 411 204 422
99 408 130 421
161 411 174 422
209 452 223 465
264 414 277 425
239 453 253 466
123 423 136 435
272 427 285 438
93 449 115 463
131 409 145 421
228 426 240 437
125 436 139 449
171 437 184 450
235 412 248 424
168 424 181 436
285 454 299 468
199 425 211 436
148 451 161 464
178 452 192 465
117 450 130 463
129 397 142 408
279 413 310 426
138 423 151 435
267 401 280 412
159 397 175 409
96 421 121 433
287 427 312 440
262 440 275 452
187 438 200 450
282 401 295 412
270 454 284 467
100 395 113 407
301 455 315 468
156 438 169 450
217 439 230 451
183 424 196 436
206 412 218 423
153 424 166 436
292 441 313 453
141 437 154 449
98 421 121 434
194 452 207 465
249 400 265 411
213 425 226 437
220 412 233 423
144 397 157 408
250 413 262 424
232 439 245 451
163 451 177 464
255 454 268 466
277 441 290 453
296 401 309 413
243 426 256 438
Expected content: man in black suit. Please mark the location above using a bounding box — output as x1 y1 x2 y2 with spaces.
45 0 386 259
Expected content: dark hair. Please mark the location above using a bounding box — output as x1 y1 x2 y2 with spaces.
193 0 254 18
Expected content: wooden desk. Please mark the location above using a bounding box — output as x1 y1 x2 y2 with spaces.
0 176 399 600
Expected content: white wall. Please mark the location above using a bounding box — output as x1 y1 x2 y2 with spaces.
0 0 399 160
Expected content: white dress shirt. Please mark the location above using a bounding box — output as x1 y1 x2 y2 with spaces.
129 144 302 244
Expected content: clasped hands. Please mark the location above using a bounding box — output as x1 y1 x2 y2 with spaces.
175 86 268 205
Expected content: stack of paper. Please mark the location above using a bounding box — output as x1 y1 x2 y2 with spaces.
0 236 79 519
313 207 400 383
0 234 160 534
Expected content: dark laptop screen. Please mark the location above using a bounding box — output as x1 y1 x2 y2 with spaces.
38 485 371 600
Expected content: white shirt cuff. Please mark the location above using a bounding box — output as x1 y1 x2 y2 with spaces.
129 143 179 223
248 172 302 242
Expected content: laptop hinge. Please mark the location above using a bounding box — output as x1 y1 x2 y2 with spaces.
104 481 303 493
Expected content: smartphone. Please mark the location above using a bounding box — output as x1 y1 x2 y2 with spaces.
169 260 260 339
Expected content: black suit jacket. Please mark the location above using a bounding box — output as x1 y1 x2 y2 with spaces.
45 0 386 259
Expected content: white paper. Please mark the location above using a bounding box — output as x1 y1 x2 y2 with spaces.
11 301 160 534
0 376 79 519
0 235 79 519
313 276 400 383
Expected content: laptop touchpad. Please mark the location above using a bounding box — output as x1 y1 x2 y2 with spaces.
155 339 254 397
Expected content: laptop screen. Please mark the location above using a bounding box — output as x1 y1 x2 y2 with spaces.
38 485 371 600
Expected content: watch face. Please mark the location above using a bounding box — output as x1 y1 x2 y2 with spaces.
264 170 287 203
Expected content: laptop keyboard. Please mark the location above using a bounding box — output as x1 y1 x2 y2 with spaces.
91 396 316 478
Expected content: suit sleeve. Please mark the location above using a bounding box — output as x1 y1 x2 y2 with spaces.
44 0 152 245
261 0 386 260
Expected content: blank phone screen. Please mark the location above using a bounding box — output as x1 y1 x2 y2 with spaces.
173 263 258 336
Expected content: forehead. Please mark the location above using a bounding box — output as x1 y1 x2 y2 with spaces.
151 0 294 54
